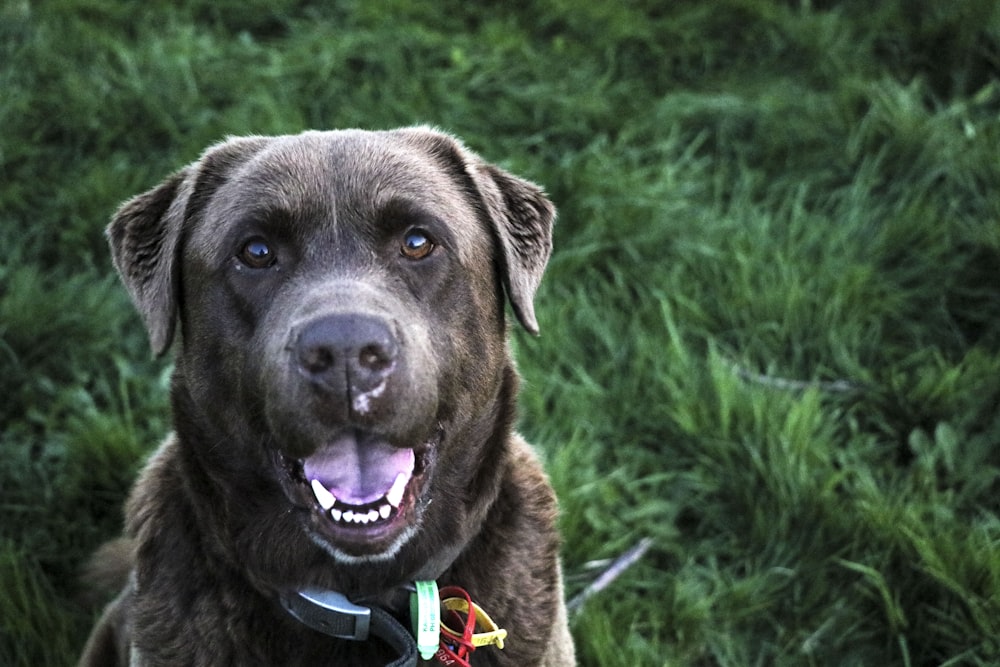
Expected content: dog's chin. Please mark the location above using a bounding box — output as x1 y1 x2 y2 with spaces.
277 430 439 562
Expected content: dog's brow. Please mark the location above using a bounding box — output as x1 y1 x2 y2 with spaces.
238 204 293 225
375 197 438 227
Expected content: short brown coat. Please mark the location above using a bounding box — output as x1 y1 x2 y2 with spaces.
79 128 575 667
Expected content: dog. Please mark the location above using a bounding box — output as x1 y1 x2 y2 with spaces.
78 128 575 666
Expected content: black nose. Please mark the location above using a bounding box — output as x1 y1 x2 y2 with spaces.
294 314 398 394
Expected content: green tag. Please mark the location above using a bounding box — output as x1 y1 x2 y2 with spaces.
410 580 440 660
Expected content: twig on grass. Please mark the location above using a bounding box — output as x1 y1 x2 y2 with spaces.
567 537 654 617
728 360 862 394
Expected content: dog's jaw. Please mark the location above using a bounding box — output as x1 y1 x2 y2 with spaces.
306 522 422 564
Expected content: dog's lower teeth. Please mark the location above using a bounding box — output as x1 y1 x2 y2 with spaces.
327 503 394 525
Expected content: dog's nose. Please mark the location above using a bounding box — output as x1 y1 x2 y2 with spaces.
294 314 398 394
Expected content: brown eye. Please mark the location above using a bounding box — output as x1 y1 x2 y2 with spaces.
239 237 276 268
401 229 435 260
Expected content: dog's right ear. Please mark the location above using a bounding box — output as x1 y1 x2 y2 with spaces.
107 137 270 356
106 168 193 357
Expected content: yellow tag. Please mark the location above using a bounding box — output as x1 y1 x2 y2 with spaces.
440 597 507 650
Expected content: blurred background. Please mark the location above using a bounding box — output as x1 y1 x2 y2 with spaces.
2 1 999 664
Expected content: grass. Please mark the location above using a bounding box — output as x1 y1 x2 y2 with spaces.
2 0 999 664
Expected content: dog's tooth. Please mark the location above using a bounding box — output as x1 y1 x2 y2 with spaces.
331 508 343 522
342 509 354 523
379 504 391 520
356 512 369 525
385 472 408 508
311 479 336 510
367 509 379 522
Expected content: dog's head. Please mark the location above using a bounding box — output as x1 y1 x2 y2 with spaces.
108 128 553 571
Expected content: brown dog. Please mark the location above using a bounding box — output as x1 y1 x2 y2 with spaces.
78 128 575 666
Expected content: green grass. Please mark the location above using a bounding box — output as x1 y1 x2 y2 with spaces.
3 1 1000 664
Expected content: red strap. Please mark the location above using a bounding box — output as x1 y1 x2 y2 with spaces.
434 586 477 667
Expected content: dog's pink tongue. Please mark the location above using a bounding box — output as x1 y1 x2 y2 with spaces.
303 434 414 505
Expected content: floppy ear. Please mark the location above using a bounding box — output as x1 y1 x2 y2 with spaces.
106 137 271 356
471 162 554 334
106 169 192 357
394 127 555 334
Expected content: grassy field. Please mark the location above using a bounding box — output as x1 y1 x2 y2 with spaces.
3 1 1000 664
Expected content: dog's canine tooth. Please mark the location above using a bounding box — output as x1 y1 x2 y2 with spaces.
385 472 408 508
310 479 336 510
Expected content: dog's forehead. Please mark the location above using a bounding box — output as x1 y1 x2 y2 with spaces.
192 131 488 262
244 131 465 207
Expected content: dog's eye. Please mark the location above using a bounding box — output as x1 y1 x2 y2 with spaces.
401 229 435 260
239 237 276 268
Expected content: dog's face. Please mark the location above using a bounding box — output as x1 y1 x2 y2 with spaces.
108 129 553 569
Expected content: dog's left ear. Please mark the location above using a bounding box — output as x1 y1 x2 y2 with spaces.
470 161 555 335
401 128 555 334
402 127 556 334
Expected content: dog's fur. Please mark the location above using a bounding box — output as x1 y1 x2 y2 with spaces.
78 128 575 666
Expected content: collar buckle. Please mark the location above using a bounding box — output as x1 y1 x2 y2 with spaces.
281 588 371 641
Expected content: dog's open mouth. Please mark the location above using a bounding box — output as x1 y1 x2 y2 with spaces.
304 434 416 528
282 430 436 551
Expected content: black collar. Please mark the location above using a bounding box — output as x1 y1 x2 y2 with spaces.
280 587 420 667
